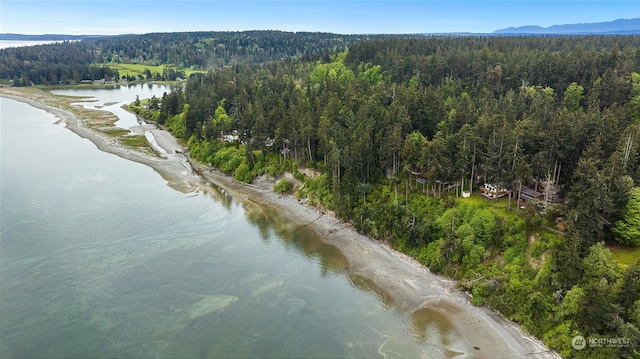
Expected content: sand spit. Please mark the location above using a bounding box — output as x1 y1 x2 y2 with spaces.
1 88 197 193
1 87 559 359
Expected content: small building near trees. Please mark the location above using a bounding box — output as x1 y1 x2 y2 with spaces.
481 183 509 199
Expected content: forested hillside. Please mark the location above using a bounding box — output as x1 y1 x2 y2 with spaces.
0 31 385 85
129 35 640 357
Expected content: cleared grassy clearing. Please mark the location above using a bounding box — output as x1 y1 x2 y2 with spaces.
457 192 521 221
454 191 638 267
97 63 205 78
608 244 640 267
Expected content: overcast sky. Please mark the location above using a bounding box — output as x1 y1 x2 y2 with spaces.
1 0 638 35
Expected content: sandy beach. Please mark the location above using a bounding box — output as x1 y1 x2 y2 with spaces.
1 88 559 358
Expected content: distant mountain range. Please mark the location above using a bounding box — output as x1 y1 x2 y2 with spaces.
494 18 640 35
0 34 103 41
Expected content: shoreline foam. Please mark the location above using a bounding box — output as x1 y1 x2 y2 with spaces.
0 88 559 358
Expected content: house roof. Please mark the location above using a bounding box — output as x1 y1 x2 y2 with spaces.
520 186 544 200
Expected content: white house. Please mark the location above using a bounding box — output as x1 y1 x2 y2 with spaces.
481 183 508 199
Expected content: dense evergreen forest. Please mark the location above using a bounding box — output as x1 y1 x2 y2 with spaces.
0 31 385 85
127 35 640 358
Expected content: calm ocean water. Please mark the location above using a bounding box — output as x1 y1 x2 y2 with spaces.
0 89 460 358
0 41 63 49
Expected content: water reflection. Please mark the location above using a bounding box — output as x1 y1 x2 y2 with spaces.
238 197 350 276
212 185 457 353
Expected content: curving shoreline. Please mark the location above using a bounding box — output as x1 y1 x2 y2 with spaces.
195 165 558 358
0 88 199 193
0 88 559 358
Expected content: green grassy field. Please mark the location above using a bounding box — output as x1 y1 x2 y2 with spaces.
98 63 205 78
609 244 640 266
457 192 522 220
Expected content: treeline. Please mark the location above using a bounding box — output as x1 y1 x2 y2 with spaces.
0 41 119 85
135 35 640 357
91 31 385 68
0 31 388 85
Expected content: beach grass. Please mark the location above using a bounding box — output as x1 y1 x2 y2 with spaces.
101 127 130 137
119 134 149 148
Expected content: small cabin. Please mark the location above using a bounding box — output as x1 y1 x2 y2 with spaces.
519 186 545 203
